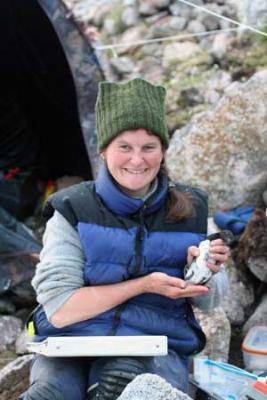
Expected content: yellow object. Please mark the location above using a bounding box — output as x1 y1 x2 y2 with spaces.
27 321 35 337
42 180 56 207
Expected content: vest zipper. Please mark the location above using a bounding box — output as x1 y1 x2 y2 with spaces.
109 205 146 336
134 205 145 276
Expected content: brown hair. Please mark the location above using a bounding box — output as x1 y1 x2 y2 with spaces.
165 186 195 222
160 164 195 222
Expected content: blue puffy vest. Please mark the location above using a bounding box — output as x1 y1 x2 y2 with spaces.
34 166 208 355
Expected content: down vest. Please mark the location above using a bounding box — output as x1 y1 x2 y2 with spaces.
34 166 208 355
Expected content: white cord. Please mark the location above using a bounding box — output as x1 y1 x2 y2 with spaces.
95 27 240 51
177 0 267 37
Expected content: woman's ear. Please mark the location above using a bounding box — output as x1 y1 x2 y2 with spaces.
100 151 106 161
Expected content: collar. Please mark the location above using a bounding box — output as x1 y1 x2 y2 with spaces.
95 164 168 216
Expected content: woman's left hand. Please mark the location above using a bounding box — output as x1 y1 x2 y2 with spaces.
187 239 230 274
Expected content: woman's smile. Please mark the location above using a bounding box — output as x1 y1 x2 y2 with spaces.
101 129 164 197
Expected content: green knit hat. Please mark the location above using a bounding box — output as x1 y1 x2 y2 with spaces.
96 78 169 150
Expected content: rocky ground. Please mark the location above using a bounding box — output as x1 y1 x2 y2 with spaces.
1 1 267 399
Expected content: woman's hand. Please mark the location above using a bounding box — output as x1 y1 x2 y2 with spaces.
187 238 230 274
144 272 209 299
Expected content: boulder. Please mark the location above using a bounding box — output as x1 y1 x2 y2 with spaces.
211 32 230 60
239 0 267 27
110 56 135 76
0 355 33 400
163 42 202 68
166 70 267 213
187 20 206 34
242 293 267 336
194 306 231 362
0 316 22 353
118 373 193 400
122 7 139 27
147 15 187 38
198 4 221 31
0 299 16 315
222 264 254 325
139 0 171 16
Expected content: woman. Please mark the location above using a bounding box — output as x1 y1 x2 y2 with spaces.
20 78 229 400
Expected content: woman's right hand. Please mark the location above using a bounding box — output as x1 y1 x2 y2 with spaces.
144 272 209 299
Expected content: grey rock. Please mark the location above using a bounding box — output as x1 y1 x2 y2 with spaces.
118 373 193 400
123 0 138 6
148 15 187 38
239 0 267 27
169 3 192 19
138 2 157 16
117 25 147 55
139 0 171 16
162 42 202 68
169 16 187 31
211 32 229 60
0 299 16 315
166 70 267 213
242 293 267 336
194 306 231 362
187 20 206 34
180 87 204 106
247 258 267 283
15 329 31 356
0 354 33 400
110 56 135 75
122 7 139 27
197 3 221 30
204 70 232 103
138 0 170 16
222 263 255 325
144 11 168 26
87 4 112 27
137 56 164 82
103 18 120 36
0 316 22 352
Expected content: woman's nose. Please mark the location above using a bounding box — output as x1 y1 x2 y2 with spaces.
129 152 145 165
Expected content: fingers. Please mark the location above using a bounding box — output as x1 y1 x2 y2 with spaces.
164 283 209 299
166 275 186 289
208 238 230 270
187 246 200 265
179 284 209 298
161 275 209 298
147 272 210 299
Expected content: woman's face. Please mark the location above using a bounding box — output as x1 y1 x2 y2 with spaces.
101 129 164 197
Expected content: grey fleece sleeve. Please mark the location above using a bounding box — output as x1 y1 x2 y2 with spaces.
31 211 85 320
190 265 229 311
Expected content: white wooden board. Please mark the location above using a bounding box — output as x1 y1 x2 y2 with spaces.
27 336 168 357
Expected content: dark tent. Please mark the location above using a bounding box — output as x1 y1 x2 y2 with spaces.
0 0 105 298
0 0 104 184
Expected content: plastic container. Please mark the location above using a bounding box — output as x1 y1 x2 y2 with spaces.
193 357 257 400
242 326 267 372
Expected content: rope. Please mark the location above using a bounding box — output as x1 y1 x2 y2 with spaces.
93 0 267 53
177 0 267 37
95 27 240 51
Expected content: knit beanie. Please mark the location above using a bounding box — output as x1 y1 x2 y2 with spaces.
96 78 169 150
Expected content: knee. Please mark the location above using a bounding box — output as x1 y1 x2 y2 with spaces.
88 357 147 400
23 381 64 400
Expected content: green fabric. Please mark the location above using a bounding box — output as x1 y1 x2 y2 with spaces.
96 78 169 150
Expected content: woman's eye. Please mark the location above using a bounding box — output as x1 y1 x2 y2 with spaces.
144 145 156 151
119 144 130 150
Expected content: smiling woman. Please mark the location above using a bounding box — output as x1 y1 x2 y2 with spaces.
101 129 164 197
20 78 230 400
